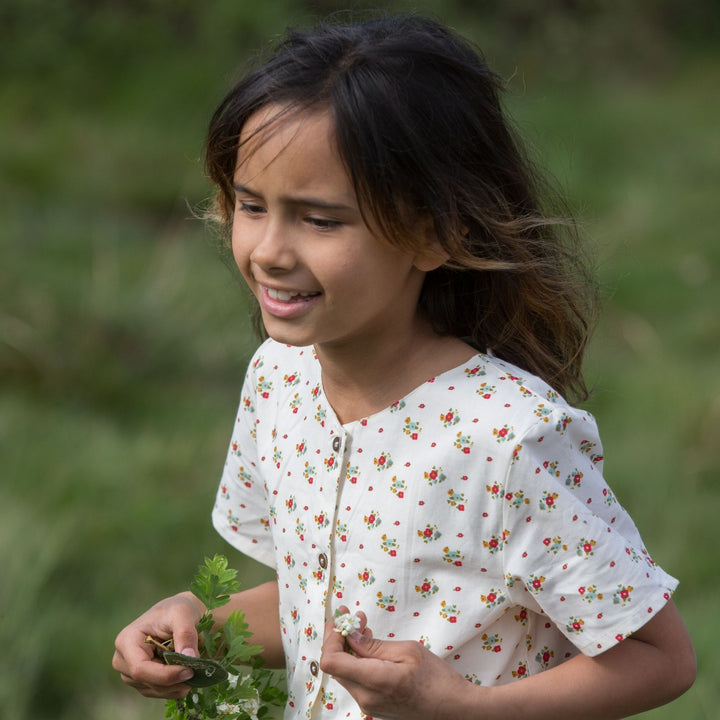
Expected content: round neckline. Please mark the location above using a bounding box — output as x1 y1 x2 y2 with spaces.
340 351 487 431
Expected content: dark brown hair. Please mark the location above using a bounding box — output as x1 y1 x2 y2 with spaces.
205 14 597 403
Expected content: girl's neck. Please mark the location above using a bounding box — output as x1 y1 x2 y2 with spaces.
315 325 476 425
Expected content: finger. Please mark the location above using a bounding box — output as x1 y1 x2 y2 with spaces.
120 651 196 688
345 632 419 663
114 628 195 687
320 629 381 681
173 625 200 657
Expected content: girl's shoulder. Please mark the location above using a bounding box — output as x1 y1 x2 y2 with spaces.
435 350 594 438
446 350 574 408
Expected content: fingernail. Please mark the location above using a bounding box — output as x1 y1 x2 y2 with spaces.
179 668 195 682
180 648 197 657
349 630 366 644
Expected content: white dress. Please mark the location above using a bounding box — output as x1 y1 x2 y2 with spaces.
213 339 678 719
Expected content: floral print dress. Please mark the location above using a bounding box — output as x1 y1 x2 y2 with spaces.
213 339 678 719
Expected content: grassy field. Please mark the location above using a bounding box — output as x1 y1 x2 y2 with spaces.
1 2 718 718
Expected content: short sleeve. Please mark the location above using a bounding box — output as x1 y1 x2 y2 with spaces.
212 355 275 569
500 405 678 656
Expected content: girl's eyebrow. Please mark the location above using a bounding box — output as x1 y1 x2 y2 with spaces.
232 182 356 212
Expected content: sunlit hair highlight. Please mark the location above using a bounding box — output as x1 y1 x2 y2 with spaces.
204 13 598 403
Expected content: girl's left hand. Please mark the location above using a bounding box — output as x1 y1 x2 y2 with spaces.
320 607 479 720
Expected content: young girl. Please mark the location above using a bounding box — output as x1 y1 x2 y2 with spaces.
113 14 696 719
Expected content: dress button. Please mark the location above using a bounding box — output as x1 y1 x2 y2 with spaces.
318 552 328 569
310 660 319 676
332 435 341 452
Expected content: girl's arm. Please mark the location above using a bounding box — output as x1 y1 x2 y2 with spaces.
113 580 283 699
321 599 696 720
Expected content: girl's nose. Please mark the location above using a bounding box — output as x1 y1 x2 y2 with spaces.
249 219 295 272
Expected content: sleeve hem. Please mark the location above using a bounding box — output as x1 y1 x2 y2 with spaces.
212 507 277 570
575 576 679 657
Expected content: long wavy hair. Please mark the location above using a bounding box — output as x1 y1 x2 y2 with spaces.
204 13 598 403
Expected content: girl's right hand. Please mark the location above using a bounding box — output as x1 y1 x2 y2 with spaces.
112 591 206 699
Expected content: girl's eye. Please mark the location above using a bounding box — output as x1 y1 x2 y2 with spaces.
238 201 266 216
306 217 342 231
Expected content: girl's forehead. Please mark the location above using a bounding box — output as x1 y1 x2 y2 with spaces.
236 104 337 168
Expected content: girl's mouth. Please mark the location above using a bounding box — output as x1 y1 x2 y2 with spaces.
266 287 320 302
259 286 322 319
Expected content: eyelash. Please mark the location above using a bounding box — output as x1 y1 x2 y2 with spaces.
306 217 342 231
238 202 265 216
236 202 342 231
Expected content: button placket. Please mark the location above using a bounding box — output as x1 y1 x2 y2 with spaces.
301 428 344 712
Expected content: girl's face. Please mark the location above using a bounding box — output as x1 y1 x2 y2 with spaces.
231 106 440 356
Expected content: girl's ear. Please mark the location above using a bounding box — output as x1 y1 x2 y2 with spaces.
412 219 450 272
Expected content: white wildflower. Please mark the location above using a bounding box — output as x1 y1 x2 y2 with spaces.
333 611 361 637
226 672 239 690
217 701 241 716
239 695 261 720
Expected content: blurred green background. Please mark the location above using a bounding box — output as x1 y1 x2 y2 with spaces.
1 1 718 718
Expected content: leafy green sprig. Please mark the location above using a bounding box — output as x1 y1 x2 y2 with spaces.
165 555 286 720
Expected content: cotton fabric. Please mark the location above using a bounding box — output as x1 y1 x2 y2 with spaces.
213 339 677 719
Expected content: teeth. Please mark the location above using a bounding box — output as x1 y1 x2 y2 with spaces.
267 288 314 301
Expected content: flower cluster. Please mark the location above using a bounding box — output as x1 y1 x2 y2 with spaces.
333 611 361 638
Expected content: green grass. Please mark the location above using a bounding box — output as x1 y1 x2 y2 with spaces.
1 3 718 718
